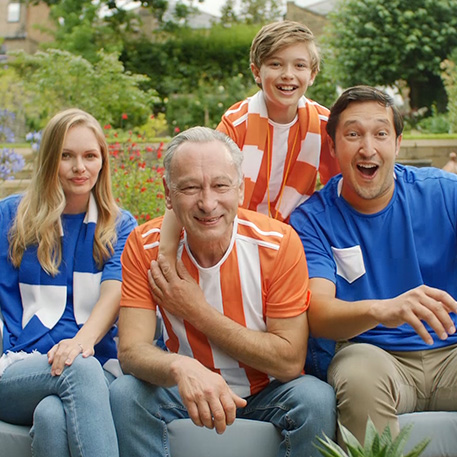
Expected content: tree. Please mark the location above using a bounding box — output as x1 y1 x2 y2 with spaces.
36 0 206 47
220 0 238 24
441 48 457 133
219 0 283 25
43 0 125 63
7 49 157 129
326 0 457 112
240 0 282 24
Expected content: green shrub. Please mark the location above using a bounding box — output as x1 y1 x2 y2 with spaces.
416 106 450 134
121 23 259 128
133 113 169 140
441 48 457 134
8 49 157 130
165 75 254 133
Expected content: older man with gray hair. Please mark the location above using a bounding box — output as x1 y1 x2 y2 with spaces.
109 126 335 457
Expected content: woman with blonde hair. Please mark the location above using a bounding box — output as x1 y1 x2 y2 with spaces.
0 108 136 456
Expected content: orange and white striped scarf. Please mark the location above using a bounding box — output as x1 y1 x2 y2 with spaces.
218 91 331 222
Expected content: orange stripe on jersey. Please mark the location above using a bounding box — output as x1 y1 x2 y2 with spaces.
184 321 215 370
244 113 265 146
161 311 180 353
248 122 271 213
220 249 246 326
240 362 271 396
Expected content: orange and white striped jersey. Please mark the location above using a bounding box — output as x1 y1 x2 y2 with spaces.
121 208 310 397
217 91 340 222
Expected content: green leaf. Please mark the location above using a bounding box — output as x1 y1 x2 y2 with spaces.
315 434 350 457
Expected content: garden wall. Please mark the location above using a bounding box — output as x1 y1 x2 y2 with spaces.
398 138 457 168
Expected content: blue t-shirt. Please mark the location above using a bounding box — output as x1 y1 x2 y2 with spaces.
290 164 457 378
0 194 137 364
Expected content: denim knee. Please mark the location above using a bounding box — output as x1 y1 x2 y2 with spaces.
61 355 108 388
285 376 336 431
31 395 70 457
110 375 137 414
32 395 65 434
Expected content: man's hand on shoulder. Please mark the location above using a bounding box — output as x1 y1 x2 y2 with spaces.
170 357 247 434
371 285 457 345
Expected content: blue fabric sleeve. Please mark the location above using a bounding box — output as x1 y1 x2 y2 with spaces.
101 210 137 283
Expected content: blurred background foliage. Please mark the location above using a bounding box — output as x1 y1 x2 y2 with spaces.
1 0 457 137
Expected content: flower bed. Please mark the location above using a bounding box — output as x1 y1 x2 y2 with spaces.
108 129 167 223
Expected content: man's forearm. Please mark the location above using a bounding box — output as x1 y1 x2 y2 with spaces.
119 342 183 387
308 294 379 340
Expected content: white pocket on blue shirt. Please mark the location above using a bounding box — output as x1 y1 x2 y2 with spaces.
331 245 366 284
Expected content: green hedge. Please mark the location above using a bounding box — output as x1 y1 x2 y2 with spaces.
121 24 260 132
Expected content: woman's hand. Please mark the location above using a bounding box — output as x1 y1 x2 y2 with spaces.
47 338 95 376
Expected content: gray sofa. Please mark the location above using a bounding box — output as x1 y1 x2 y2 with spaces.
0 417 282 457
2 411 457 456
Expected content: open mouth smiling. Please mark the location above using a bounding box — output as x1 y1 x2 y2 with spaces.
357 163 378 177
277 85 297 92
195 216 221 224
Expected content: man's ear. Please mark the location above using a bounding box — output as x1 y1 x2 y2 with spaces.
250 63 261 85
163 178 173 210
238 176 245 206
395 134 403 158
329 137 337 159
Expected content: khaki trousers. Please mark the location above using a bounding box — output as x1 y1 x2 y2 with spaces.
328 342 457 445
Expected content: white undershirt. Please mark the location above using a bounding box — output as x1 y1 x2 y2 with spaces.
267 115 298 202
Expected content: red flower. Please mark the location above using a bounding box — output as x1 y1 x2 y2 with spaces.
141 187 147 193
157 142 164 159
146 146 153 152
174 127 180 133
104 124 112 130
122 113 128 120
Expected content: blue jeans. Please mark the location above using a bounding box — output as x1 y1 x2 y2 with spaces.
0 353 119 457
110 374 336 457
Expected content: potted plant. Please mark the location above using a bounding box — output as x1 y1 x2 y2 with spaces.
315 418 430 457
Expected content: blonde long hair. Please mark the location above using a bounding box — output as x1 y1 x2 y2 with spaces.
9 108 119 276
